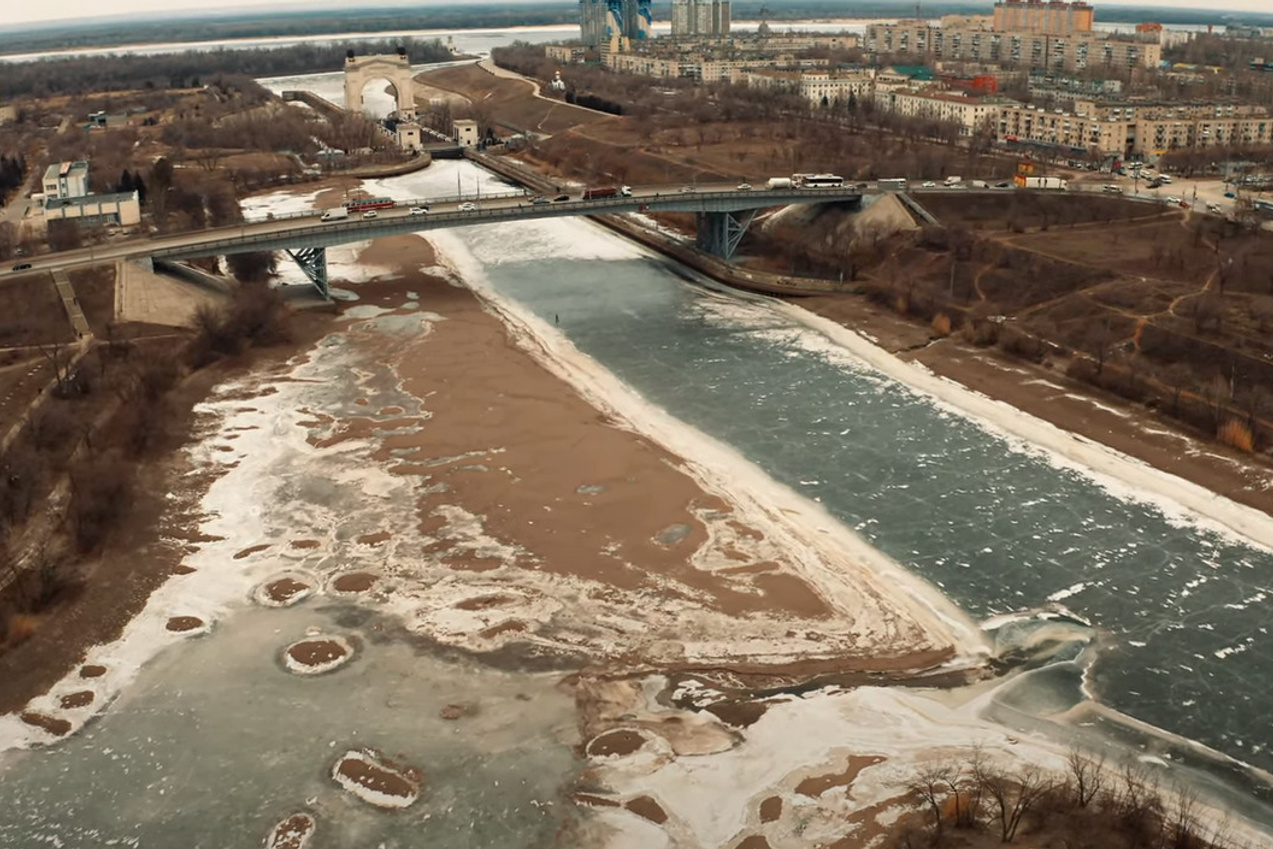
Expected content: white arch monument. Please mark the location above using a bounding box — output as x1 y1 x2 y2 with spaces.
343 50 417 120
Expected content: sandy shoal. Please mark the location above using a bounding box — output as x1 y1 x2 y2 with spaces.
333 234 966 677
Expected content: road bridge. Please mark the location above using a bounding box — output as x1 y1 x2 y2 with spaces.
5 184 864 298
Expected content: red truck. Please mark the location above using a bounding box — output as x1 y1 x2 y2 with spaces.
582 185 632 200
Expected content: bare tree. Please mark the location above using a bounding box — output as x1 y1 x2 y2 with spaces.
977 760 1052 843
1166 785 1201 849
908 765 951 844
37 341 73 397
1066 748 1107 808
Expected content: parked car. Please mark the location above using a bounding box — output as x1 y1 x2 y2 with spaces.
11 263 32 272
409 206 429 216
1224 191 1236 198
1178 200 1189 209
362 210 378 219
458 202 478 212
736 183 753 191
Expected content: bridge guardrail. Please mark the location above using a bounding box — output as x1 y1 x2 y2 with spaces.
157 187 865 259
240 190 530 224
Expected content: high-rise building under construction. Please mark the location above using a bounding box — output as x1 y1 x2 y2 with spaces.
579 0 652 48
671 0 731 38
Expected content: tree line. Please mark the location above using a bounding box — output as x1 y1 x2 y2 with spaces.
0 155 28 205
895 747 1239 848
0 37 452 98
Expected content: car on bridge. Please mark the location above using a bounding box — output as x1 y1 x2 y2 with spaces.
736 183 753 191
679 186 697 193
552 194 570 203
11 263 32 272
530 196 550 205
409 206 429 216
459 202 478 212
362 210 378 219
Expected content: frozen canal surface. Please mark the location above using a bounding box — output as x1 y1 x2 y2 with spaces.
0 605 578 848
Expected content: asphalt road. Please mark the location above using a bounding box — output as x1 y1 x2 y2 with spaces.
2 179 1036 280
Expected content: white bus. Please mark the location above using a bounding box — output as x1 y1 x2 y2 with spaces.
802 173 845 188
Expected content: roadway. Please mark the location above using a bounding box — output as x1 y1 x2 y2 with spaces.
6 179 1095 280
3 182 868 277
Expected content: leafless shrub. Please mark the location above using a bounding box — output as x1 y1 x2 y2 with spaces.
188 283 290 367
0 444 43 523
67 455 134 553
27 403 78 454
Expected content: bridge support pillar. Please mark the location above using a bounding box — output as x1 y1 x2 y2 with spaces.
695 209 757 260
284 247 329 299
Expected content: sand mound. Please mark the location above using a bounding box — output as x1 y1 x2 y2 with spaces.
330 749 422 809
587 729 648 758
21 712 71 737
330 572 378 594
166 616 207 634
283 635 355 675
265 812 316 849
59 691 95 709
625 795 668 824
254 573 315 608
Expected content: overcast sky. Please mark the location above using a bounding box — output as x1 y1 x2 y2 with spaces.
3 0 1271 29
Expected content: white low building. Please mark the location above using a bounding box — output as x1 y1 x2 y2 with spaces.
42 160 89 200
44 191 141 226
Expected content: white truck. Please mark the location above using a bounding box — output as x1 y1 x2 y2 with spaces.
944 175 963 186
320 207 349 222
1021 176 1068 191
767 177 794 190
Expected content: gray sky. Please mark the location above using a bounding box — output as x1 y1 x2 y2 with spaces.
3 0 1271 28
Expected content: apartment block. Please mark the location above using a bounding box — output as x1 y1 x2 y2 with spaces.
747 69 876 104
1027 71 1123 103
876 87 1007 135
998 101 1273 156
671 0 730 39
865 16 1160 71
992 0 1093 36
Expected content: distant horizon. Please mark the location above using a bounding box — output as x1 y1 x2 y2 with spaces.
3 0 1272 30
